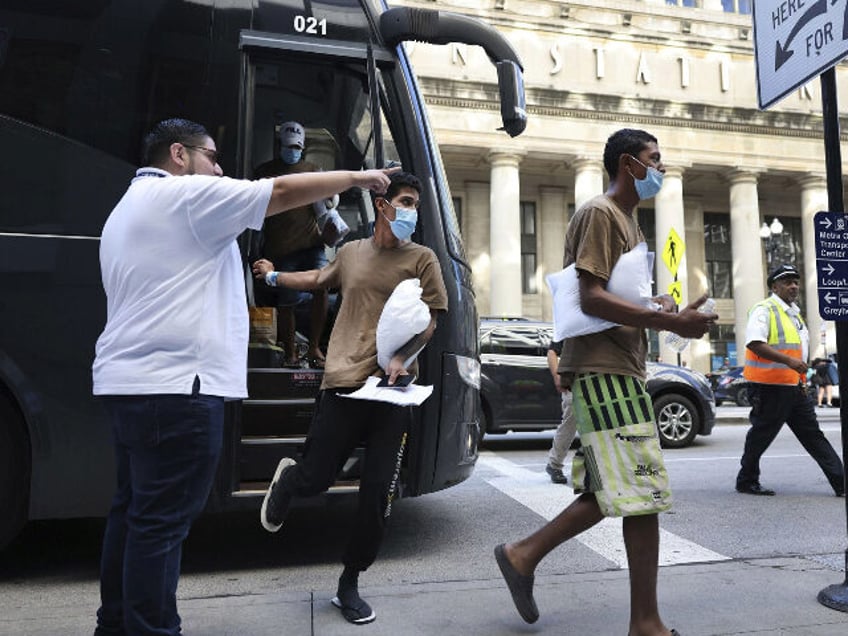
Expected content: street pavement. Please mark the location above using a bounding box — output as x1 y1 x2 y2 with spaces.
4 407 848 635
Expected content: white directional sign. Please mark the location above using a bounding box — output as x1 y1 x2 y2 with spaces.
753 0 848 109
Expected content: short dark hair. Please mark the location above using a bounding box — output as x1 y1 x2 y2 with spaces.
142 118 211 166
372 171 422 204
603 128 658 180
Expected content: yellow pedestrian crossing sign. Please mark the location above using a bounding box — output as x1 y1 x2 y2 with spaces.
662 228 685 278
667 281 682 305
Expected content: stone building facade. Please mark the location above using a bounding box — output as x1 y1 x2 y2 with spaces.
395 0 845 373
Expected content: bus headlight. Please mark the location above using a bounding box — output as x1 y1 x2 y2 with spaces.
456 355 480 389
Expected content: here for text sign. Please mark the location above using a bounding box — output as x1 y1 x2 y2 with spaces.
753 0 848 109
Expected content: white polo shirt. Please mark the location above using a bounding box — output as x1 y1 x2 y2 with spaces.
744 292 809 362
93 168 273 398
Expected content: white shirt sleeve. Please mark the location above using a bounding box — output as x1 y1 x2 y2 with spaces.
744 304 771 347
184 176 272 253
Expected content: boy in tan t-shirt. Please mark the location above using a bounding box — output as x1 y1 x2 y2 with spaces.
252 172 447 626
493 129 715 636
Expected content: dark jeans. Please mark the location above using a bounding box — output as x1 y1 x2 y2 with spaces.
737 383 844 492
279 389 412 571
95 380 224 636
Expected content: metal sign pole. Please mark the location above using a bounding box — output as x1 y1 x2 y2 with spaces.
817 66 848 613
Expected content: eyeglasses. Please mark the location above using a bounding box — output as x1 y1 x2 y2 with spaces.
183 145 220 164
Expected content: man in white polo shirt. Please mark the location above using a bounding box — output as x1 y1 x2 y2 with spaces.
92 118 394 636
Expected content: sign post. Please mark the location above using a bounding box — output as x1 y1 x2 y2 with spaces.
753 3 848 612
816 67 848 614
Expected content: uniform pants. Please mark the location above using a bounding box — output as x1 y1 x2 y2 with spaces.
279 389 411 571
737 383 844 492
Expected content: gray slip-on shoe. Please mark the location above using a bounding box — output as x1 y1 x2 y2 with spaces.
494 543 539 624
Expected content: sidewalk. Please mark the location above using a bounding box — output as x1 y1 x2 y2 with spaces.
10 555 848 635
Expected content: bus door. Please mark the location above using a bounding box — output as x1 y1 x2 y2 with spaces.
223 31 405 502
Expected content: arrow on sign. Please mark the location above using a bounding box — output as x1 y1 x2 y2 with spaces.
825 292 836 302
775 0 829 71
823 263 836 275
820 216 833 229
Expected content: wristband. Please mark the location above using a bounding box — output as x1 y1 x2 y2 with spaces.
265 271 278 287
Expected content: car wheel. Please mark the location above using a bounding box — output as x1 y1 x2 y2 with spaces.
735 387 751 407
0 395 30 550
653 394 700 449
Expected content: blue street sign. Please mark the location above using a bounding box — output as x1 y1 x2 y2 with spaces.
814 210 848 320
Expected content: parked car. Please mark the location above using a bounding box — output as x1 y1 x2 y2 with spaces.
714 364 840 407
713 366 749 407
479 320 716 448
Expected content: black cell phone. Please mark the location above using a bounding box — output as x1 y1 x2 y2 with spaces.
377 374 415 388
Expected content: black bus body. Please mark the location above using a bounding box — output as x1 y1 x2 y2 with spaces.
0 0 525 549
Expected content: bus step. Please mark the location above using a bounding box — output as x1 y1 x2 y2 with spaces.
239 435 306 481
240 400 314 436
233 481 360 498
247 367 323 399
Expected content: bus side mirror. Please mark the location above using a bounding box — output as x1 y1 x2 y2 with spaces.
496 60 527 138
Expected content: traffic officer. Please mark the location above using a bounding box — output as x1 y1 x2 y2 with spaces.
736 263 845 497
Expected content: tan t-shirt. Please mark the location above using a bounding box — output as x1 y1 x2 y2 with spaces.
559 194 648 380
317 238 449 390
253 159 323 256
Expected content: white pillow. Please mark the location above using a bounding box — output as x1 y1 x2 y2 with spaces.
376 278 432 372
547 242 655 341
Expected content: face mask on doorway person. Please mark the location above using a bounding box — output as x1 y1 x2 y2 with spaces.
381 204 418 241
629 155 664 200
280 147 302 165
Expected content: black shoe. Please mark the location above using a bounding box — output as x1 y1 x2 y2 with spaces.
835 489 845 498
736 482 775 496
545 464 568 484
331 596 376 625
260 457 296 532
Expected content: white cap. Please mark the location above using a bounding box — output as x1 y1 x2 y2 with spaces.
279 121 305 149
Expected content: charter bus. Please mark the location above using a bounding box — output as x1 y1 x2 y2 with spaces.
0 0 526 549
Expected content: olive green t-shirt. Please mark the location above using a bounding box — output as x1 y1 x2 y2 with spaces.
253 159 323 256
316 238 449 390
559 194 648 380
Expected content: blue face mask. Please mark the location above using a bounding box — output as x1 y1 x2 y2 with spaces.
629 156 664 200
280 147 302 165
382 204 418 241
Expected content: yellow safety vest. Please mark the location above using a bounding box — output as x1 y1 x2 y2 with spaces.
743 297 805 386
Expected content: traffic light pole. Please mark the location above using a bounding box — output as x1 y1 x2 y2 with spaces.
817 66 848 613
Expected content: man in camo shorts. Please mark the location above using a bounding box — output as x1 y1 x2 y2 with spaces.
493 129 715 636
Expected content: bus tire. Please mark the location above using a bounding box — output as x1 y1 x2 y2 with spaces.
0 395 30 550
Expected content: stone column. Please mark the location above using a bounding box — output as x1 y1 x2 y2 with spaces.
464 181 492 316
539 186 568 322
799 173 829 358
489 151 523 316
654 166 688 365
572 157 604 211
727 169 764 364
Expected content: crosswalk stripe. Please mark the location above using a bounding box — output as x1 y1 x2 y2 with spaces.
478 451 730 569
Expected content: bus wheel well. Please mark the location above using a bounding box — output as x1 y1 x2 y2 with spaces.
0 388 31 551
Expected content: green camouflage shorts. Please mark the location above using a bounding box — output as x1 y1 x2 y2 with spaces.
571 372 672 517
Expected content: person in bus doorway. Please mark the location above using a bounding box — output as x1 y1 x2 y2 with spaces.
735 264 845 497
544 338 577 485
493 129 715 636
254 121 334 368
91 118 395 636
252 171 448 625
